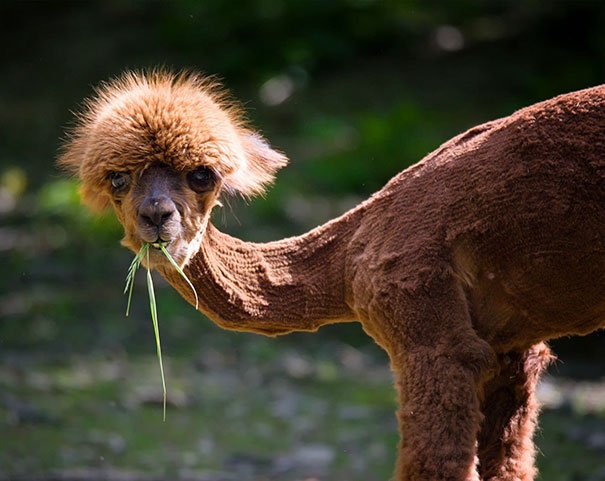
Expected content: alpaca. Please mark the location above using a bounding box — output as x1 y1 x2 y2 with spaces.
59 71 605 481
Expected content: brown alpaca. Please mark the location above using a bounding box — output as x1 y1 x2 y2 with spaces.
59 71 605 481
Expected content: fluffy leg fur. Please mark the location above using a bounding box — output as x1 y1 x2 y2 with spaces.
373 273 496 481
477 343 554 481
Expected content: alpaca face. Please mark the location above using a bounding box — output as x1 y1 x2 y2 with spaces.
59 71 288 267
108 161 221 267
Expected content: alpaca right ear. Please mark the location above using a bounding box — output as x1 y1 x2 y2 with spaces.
227 132 288 197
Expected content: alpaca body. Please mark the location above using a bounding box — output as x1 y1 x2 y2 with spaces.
346 96 605 354
161 86 605 353
60 73 605 481
160 86 605 481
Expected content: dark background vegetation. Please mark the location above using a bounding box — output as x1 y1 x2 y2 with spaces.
2 1 605 480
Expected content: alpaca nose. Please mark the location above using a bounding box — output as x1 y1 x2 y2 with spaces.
138 196 177 228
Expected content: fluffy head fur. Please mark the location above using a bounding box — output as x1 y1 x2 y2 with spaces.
59 70 288 265
59 70 288 211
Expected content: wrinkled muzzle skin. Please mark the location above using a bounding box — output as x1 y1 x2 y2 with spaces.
114 163 220 268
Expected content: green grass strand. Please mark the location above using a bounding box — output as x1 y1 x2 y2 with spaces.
159 243 199 310
146 248 167 422
124 243 149 316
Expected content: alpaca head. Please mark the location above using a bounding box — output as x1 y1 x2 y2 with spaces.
59 71 288 266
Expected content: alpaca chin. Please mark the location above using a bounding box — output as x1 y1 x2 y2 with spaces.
175 216 209 268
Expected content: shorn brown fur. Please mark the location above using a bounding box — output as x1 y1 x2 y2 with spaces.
60 71 605 481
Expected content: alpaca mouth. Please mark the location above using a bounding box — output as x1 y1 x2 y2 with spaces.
151 240 172 250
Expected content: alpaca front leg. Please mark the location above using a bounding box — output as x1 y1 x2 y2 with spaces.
477 343 553 481
394 347 489 481
370 276 496 481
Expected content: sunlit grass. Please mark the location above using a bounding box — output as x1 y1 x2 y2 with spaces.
123 242 198 421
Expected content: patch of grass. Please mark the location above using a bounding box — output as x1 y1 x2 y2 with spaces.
536 409 605 480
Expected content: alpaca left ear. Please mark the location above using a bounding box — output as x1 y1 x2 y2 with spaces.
228 132 288 197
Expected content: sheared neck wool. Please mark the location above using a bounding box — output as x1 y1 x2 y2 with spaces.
158 208 364 335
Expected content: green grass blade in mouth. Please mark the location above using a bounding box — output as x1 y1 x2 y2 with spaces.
159 243 199 310
124 243 149 316
146 248 167 422
123 242 167 420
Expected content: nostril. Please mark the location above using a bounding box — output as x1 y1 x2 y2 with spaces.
138 196 177 227
139 212 156 227
160 211 173 223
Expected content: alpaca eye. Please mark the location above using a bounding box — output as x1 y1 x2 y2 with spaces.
109 171 130 191
187 167 215 193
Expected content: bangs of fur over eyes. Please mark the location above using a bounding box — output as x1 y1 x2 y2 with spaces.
58 68 288 210
59 69 228 168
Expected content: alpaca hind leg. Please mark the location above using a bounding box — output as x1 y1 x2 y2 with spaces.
371 276 496 481
477 343 553 481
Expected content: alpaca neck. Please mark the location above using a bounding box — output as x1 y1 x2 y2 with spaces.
159 211 361 336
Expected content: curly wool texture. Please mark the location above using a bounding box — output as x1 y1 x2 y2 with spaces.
61 74 605 481
60 71 287 210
